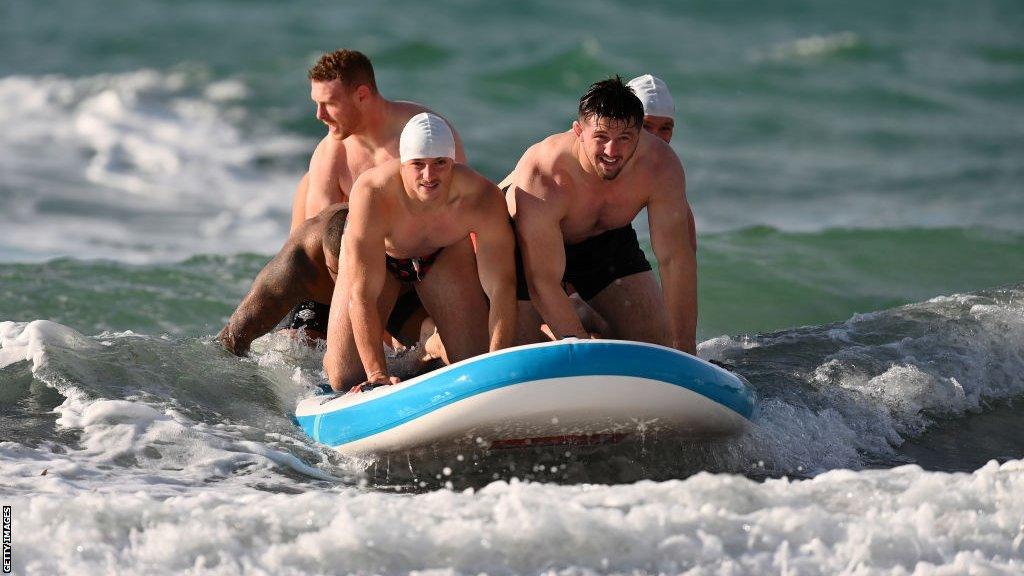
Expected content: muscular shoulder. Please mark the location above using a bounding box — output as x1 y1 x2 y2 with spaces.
514 131 576 199
390 100 432 120
310 134 348 166
635 131 684 184
351 160 401 195
453 164 502 208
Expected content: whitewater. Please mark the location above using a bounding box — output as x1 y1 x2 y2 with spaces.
3 0 1024 573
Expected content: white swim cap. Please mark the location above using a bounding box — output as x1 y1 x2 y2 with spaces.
626 74 675 118
399 112 456 163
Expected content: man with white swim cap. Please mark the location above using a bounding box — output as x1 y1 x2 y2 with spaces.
506 76 698 354
280 49 466 343
627 73 697 252
627 74 676 142
324 113 516 392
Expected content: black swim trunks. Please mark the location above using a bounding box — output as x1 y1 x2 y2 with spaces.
385 249 443 282
386 289 422 339
284 300 330 334
283 291 423 340
514 224 653 301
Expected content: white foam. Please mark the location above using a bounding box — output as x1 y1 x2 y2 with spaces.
6 460 1023 575
0 320 101 372
0 71 307 263
696 288 1024 475
697 334 761 361
0 320 348 497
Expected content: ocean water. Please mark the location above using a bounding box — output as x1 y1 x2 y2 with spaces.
2 0 1023 574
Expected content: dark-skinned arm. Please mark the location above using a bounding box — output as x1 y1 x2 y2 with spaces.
218 241 316 355
647 158 698 354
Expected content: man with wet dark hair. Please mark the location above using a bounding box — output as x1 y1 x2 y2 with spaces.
283 49 466 340
505 76 698 353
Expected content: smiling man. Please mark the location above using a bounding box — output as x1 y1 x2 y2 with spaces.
323 113 516 392
283 50 465 341
506 76 697 354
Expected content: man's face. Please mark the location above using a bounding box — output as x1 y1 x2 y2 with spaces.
400 157 454 202
310 79 361 139
573 115 640 180
642 115 674 144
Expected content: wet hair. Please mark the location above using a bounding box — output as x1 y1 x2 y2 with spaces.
578 76 644 130
322 207 349 260
308 50 378 93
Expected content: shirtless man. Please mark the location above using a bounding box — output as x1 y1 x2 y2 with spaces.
507 77 697 354
324 113 516 392
217 205 429 356
627 73 697 252
284 49 466 338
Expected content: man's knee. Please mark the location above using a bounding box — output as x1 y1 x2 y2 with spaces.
324 357 362 392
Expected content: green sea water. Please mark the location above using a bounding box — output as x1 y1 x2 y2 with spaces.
3 4 1024 572
1 228 1020 340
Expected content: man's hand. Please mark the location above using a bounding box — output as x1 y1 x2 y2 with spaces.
217 325 243 356
540 324 600 341
348 371 402 394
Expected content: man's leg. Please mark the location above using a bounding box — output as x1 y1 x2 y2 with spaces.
414 237 489 363
585 271 672 346
323 263 403 391
513 301 548 345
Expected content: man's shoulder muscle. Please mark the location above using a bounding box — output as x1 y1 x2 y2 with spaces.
518 134 576 196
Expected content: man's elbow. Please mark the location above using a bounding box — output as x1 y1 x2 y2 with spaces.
659 249 696 274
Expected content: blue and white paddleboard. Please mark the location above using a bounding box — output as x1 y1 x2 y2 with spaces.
295 339 756 456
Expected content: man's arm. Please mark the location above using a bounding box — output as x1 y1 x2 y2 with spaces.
472 184 518 351
218 242 316 355
513 172 588 339
291 137 347 232
647 158 698 354
289 172 311 233
334 182 391 385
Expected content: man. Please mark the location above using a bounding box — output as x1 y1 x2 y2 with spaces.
324 113 516 392
285 49 466 338
506 76 697 354
217 205 431 357
626 73 696 252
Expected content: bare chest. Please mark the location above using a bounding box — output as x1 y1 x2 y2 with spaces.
384 209 471 258
340 148 399 193
560 185 649 244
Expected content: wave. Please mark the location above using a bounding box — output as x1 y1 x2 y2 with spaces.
692 226 1024 336
0 71 306 263
7 459 1023 575
2 283 1022 494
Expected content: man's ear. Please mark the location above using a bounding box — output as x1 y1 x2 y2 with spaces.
572 120 583 137
355 85 371 102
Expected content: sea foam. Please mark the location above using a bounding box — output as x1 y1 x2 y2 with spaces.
0 71 306 263
6 460 1023 575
